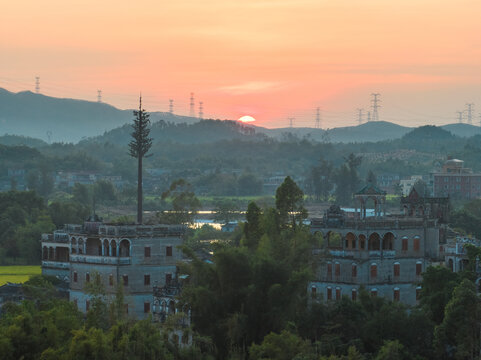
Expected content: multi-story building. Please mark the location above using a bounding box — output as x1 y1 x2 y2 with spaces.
432 158 481 199
42 216 185 319
309 185 449 305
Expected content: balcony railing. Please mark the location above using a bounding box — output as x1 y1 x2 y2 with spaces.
70 254 130 265
42 261 70 269
325 249 397 259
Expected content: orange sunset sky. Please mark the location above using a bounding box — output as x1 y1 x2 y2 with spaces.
1 0 481 128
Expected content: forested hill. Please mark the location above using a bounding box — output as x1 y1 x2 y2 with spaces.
83 119 265 145
0 88 198 142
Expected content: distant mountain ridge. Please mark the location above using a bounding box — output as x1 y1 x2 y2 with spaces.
1 87 481 144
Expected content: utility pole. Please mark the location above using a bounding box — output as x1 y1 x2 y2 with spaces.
189 93 195 117
315 107 321 129
466 103 474 125
169 99 174 114
357 108 364 125
97 90 102 103
35 77 40 94
456 111 464 124
199 101 204 120
371 93 381 122
288 117 295 128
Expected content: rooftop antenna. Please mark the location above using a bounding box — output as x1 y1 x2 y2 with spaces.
357 108 364 125
466 103 474 125
456 111 464 123
97 90 102 103
288 117 295 128
199 101 204 120
189 93 195 117
315 107 321 129
169 99 174 114
371 93 381 121
35 77 40 94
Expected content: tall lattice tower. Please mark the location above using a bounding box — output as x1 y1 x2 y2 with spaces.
199 101 204 120
357 108 364 125
288 117 295 128
367 111 371 122
97 90 102 103
456 111 464 123
189 93 195 117
315 107 321 129
169 99 174 114
371 93 381 122
466 103 474 125
35 77 40 94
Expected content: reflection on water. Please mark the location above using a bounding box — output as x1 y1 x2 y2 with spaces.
192 219 223 230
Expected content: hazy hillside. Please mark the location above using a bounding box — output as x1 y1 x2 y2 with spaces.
441 123 481 137
0 88 200 142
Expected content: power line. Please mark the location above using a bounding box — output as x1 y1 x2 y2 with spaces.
356 108 364 125
370 93 381 122
466 103 474 125
456 111 464 124
199 101 203 120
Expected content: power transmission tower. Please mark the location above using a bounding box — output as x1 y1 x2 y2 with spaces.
169 99 174 114
371 93 381 121
288 117 295 128
35 77 40 94
97 90 102 103
315 107 321 128
456 111 464 123
466 103 474 124
357 108 364 125
189 93 195 117
199 101 204 120
367 111 371 122
479 113 481 127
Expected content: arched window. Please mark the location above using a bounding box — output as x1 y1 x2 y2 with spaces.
327 262 332 278
359 235 366 250
393 288 400 302
393 262 400 277
368 233 380 250
119 239 130 257
110 240 117 257
382 232 395 250
351 288 357 301
327 287 332 300
335 287 341 300
345 232 356 249
351 263 357 278
335 262 340 277
416 261 422 276
413 236 420 252
402 237 408 251
371 288 378 297
370 263 377 279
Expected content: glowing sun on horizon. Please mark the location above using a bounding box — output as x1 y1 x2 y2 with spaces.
238 115 256 123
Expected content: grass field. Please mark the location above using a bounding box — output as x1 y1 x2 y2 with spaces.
0 266 41 286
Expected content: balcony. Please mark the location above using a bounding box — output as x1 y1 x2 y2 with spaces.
326 249 396 259
42 261 70 269
70 254 130 265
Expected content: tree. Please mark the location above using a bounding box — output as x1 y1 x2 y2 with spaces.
129 97 152 224
275 176 307 228
249 330 312 360
158 179 201 225
242 201 263 250
237 173 262 196
366 170 377 185
213 199 239 224
434 279 481 359
72 183 90 205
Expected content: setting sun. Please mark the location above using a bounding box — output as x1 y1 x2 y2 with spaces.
238 115 256 123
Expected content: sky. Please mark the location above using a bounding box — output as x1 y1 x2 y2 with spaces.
1 0 481 128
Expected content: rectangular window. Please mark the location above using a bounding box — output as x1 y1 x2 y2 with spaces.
144 274 150 286
371 289 377 297
109 274 113 286
394 263 400 277
393 289 400 302
327 287 332 300
335 263 340 277
414 238 420 252
351 289 357 301
416 263 422 276
85 273 90 283
165 273 172 285
311 287 317 298
335 288 341 300
327 263 332 278
166 246 173 257
123 275 128 286
144 302 150 313
370 264 377 279
402 238 408 251
144 246 151 258
351 264 357 278
73 271 78 282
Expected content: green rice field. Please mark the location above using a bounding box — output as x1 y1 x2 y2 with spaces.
0 266 41 286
